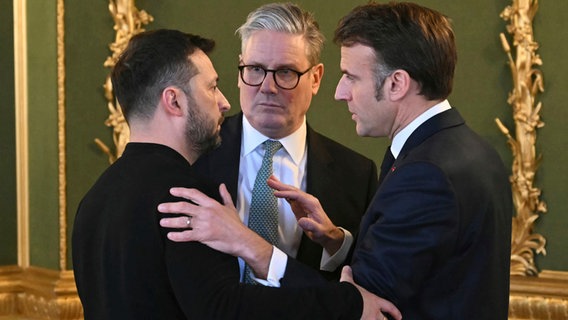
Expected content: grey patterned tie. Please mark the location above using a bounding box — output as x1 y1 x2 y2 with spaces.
243 139 282 283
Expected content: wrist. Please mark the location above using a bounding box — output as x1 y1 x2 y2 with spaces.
240 231 273 279
323 227 344 256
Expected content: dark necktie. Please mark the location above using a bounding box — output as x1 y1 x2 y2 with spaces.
379 146 395 185
243 139 282 283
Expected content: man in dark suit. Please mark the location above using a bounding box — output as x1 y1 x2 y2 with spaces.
71 29 398 319
160 2 513 319
281 2 512 319
192 2 377 282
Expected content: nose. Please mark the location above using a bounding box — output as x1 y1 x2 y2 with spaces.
334 76 350 101
217 89 231 113
259 71 278 94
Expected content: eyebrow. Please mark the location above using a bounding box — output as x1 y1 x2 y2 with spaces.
341 68 358 79
242 61 303 70
207 76 219 86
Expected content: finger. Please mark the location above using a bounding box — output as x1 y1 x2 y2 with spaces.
169 187 213 205
166 230 196 242
274 190 307 209
157 201 199 215
267 175 296 192
273 190 304 202
288 201 308 218
379 301 402 320
273 189 316 208
160 216 193 229
289 205 308 220
297 217 317 232
268 177 313 204
219 183 236 209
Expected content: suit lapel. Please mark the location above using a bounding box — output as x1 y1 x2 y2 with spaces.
296 126 336 263
305 125 334 200
397 108 465 162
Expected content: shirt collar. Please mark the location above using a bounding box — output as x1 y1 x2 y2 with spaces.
391 99 451 158
242 115 307 165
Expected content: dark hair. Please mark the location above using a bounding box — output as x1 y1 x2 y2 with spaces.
111 29 215 122
334 2 457 100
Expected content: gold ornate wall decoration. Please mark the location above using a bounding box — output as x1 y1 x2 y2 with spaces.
0 266 84 320
94 0 153 163
509 271 568 319
14 0 30 269
496 0 546 276
57 0 68 272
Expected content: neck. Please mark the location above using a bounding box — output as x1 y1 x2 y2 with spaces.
130 127 198 165
390 98 443 139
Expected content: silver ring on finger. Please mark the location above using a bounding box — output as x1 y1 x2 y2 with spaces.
186 216 192 228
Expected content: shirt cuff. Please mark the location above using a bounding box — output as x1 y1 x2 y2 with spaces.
320 227 353 272
250 246 287 287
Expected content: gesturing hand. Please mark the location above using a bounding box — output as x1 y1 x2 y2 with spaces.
267 176 345 255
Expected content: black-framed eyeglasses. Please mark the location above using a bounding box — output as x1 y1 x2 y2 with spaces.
238 65 312 90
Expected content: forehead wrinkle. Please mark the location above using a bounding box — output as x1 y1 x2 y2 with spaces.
242 31 309 70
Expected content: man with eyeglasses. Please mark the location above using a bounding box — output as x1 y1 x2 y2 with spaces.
237 65 313 91
184 2 378 283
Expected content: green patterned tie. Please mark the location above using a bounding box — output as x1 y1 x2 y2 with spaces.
244 139 282 283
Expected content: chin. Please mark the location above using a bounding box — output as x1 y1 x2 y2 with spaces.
355 126 366 137
256 116 289 130
258 111 287 123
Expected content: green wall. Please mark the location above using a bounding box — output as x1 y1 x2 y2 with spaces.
0 0 17 265
530 1 568 270
28 0 60 268
4 0 567 271
65 0 117 268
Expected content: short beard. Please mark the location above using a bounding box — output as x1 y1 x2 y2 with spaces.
184 100 222 158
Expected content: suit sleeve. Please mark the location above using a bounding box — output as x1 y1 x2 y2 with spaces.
161 214 363 319
279 256 329 287
345 158 379 271
351 162 459 306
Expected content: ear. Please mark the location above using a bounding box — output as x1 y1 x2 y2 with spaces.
161 87 184 117
387 69 411 101
310 63 324 95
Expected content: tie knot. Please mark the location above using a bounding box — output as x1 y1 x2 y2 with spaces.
263 140 282 158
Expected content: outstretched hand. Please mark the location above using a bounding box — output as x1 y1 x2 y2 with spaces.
267 176 344 255
158 184 273 278
340 266 402 320
158 184 243 254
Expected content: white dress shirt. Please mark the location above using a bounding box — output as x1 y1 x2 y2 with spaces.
390 100 452 157
239 116 352 286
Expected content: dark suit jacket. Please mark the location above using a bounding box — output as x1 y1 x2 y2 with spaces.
351 109 513 319
193 113 378 279
72 143 362 319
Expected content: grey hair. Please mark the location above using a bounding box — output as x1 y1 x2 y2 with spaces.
236 2 325 66
373 52 396 101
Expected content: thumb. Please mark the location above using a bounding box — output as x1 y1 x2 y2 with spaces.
340 265 353 283
219 183 235 209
